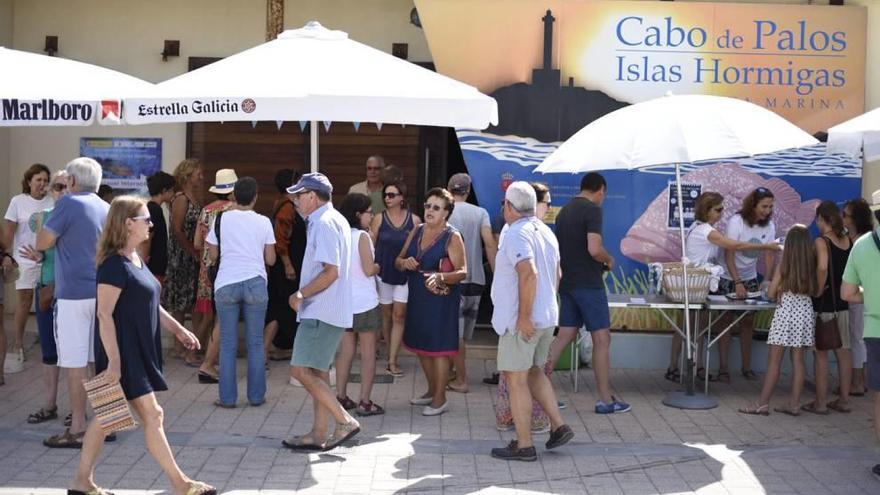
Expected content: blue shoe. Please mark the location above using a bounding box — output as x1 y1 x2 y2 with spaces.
595 396 631 414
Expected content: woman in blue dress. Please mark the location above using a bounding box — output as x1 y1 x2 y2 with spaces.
69 196 215 495
396 188 467 417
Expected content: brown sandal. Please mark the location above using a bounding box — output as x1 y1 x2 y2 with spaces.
827 398 852 413
282 434 325 451
28 405 58 424
322 421 361 451
800 401 829 415
774 406 800 417
43 428 84 449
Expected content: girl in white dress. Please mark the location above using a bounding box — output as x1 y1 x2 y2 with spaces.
740 225 816 416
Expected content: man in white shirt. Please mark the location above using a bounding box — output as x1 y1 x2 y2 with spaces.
490 182 572 462
285 173 360 452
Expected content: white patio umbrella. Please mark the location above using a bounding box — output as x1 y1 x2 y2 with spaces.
827 107 880 161
124 21 498 171
536 94 818 409
0 47 153 126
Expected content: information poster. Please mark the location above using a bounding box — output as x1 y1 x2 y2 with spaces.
79 137 162 192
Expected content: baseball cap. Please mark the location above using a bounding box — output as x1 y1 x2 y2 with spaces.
870 189 880 212
287 172 333 195
447 173 472 194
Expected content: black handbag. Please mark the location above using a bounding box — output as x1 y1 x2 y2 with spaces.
814 237 843 351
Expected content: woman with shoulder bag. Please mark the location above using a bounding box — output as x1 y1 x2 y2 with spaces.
803 201 853 415
395 188 466 417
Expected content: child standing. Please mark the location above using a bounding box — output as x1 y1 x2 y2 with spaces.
739 225 817 416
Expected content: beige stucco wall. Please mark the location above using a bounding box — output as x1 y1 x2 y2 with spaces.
1 0 878 207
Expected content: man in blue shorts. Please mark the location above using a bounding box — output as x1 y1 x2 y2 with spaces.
549 172 629 414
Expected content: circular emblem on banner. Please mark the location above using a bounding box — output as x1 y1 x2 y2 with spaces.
241 98 256 113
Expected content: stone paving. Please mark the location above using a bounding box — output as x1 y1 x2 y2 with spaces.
0 323 878 494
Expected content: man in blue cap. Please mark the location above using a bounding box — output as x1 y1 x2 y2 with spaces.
283 172 359 451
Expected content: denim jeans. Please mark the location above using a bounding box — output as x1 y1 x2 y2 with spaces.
215 276 268 405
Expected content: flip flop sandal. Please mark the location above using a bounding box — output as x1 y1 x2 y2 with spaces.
184 480 217 495
322 422 361 451
741 369 759 380
67 486 115 495
774 406 801 417
43 429 84 449
282 435 325 451
337 395 357 411
385 365 404 378
356 401 386 417
827 399 852 413
28 406 59 424
446 383 469 393
696 367 717 382
738 403 769 416
800 402 830 415
664 368 680 382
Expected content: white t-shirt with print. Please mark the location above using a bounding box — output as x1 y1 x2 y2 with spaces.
685 222 718 266
206 209 276 291
721 213 775 281
4 193 54 267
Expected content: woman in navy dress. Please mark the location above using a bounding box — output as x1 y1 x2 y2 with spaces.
396 188 467 417
69 196 215 495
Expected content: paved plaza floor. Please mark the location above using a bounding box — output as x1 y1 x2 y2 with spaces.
0 323 878 494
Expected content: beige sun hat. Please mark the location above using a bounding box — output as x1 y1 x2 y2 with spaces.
208 169 238 194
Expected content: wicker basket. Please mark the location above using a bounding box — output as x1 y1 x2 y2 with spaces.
660 262 711 303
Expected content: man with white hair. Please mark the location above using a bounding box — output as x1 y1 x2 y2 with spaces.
490 181 572 462
36 157 110 448
348 155 386 214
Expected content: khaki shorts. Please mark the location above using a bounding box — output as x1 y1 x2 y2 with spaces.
816 310 851 350
350 305 381 332
497 327 555 372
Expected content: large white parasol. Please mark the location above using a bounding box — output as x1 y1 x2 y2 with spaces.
536 94 818 409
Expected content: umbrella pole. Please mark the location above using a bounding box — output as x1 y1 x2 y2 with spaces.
662 163 718 410
675 164 694 397
310 120 319 173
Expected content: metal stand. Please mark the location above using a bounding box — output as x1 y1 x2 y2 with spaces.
662 164 718 410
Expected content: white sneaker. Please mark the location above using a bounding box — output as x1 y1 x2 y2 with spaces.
4 352 23 374
289 377 304 387
410 396 433 406
422 402 448 416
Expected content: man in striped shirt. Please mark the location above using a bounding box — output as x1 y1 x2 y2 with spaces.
284 173 359 451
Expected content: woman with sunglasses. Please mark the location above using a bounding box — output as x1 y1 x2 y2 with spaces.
396 187 467 416
371 180 421 377
71 196 214 495
18 170 67 422
667 192 779 383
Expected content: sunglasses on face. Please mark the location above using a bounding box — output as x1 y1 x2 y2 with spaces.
51 183 67 192
384 192 400 199
132 214 153 226
423 203 445 212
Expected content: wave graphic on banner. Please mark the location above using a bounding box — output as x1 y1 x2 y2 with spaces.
457 131 860 178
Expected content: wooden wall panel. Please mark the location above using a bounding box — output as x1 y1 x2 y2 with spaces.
190 121 421 216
